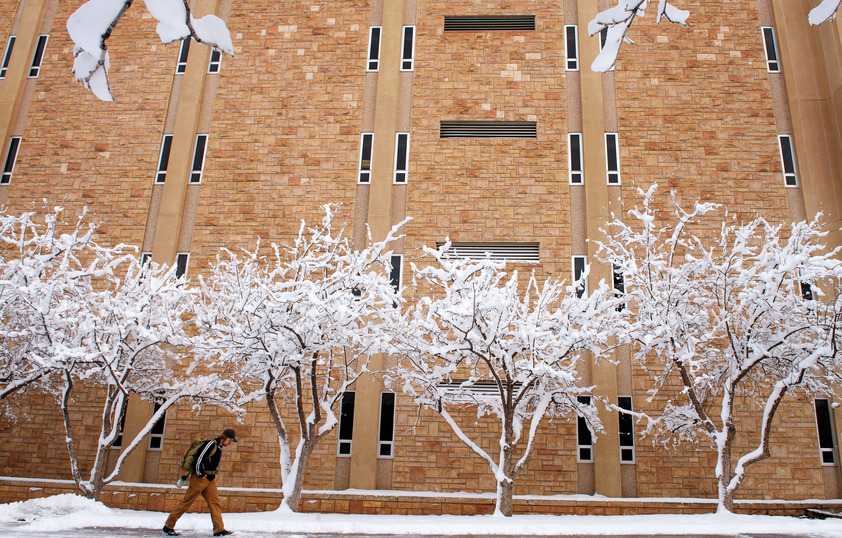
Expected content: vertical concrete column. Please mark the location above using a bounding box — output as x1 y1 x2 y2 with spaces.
771 0 842 247
150 4 215 266
349 0 405 490
577 0 621 498
366 0 404 239
0 0 48 162
755 0 806 222
120 0 218 483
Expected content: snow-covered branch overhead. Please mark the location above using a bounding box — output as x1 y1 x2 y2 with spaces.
810 0 842 25
588 0 689 72
67 0 233 101
588 0 838 72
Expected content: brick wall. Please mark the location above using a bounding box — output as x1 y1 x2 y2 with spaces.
0 1 15 44
390 399 579 496
3 2 172 249
2 477 840 516
188 0 370 270
405 0 570 281
614 0 788 221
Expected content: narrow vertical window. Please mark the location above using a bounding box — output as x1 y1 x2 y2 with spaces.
155 135 173 184
28 34 47 78
175 253 189 278
378 392 396 457
815 399 836 465
598 28 614 71
112 412 126 449
401 26 415 71
1 136 21 185
572 255 587 299
148 403 166 450
778 135 798 187
389 254 403 293
190 134 208 183
208 49 221 74
605 133 620 185
367 26 382 71
568 133 583 185
0 36 15 78
613 264 625 311
358 133 373 184
801 282 814 301
565 25 578 71
394 132 409 184
762 27 780 73
337 391 355 456
141 252 153 267
577 396 593 462
176 38 190 74
618 396 635 462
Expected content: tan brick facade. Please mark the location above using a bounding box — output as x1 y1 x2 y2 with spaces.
614 1 789 220
0 0 840 512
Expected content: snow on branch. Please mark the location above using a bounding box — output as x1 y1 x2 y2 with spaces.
0 206 129 405
192 205 406 512
589 0 689 72
589 0 839 72
596 185 842 511
67 0 233 101
810 0 842 25
389 241 625 516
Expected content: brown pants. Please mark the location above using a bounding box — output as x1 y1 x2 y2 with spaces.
165 475 224 533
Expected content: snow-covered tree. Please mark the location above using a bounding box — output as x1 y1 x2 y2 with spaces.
60 254 241 500
67 0 233 101
388 243 625 517
596 186 842 512
0 207 239 499
192 205 406 512
589 0 840 72
0 207 106 406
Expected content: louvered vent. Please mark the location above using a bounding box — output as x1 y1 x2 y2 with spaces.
440 121 537 139
437 242 540 263
438 381 523 399
444 15 536 32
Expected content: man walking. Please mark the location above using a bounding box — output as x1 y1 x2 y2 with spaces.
163 428 238 536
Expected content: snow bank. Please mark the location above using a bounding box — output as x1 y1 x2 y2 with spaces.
0 494 110 524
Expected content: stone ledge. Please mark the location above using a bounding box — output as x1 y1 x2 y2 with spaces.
2 477 841 517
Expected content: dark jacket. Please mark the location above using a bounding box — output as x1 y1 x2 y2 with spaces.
194 437 223 480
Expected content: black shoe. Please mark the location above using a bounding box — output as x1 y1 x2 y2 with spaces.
162 526 180 536
213 531 233 537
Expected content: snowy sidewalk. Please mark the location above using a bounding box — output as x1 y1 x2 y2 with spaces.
0 530 835 538
2 494 842 537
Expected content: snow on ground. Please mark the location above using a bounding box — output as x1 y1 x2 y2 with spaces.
2 494 842 536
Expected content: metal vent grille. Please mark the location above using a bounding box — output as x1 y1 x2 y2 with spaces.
444 15 536 31
438 381 523 401
439 121 537 139
437 242 540 263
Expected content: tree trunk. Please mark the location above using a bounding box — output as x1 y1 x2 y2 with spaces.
85 445 108 500
716 423 736 513
279 439 315 512
61 373 91 498
494 425 515 517
495 477 514 517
